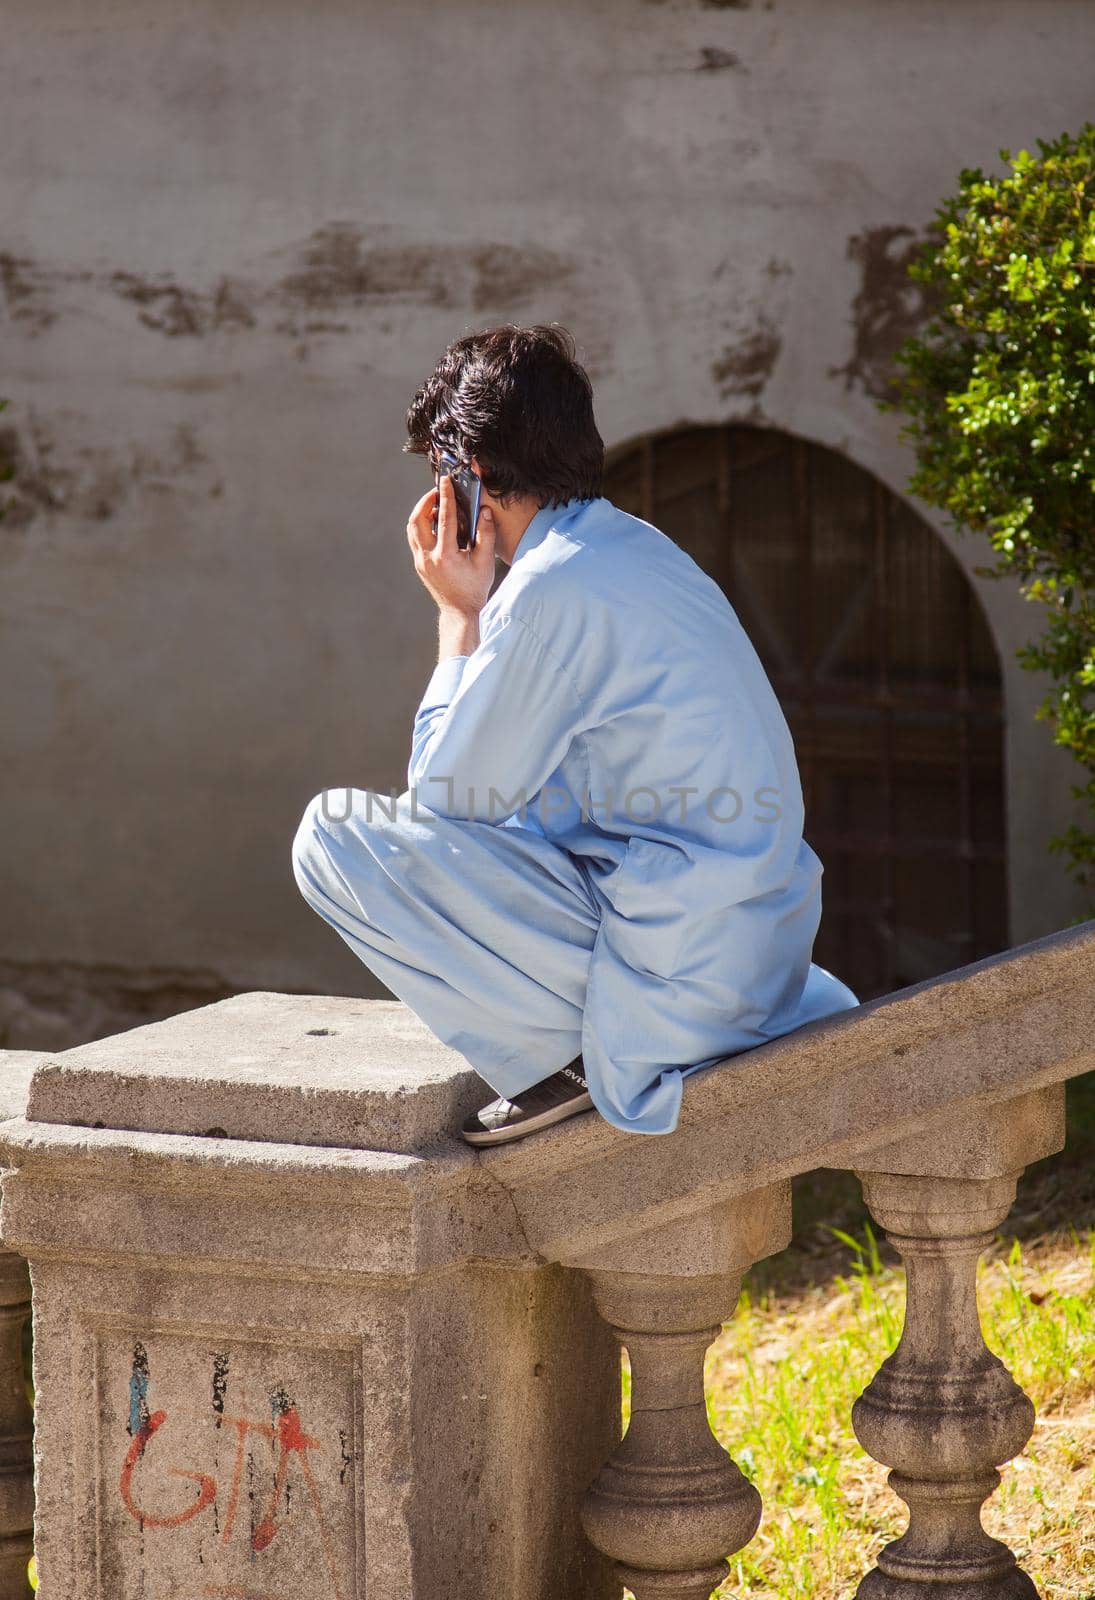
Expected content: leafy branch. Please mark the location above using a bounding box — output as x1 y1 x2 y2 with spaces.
884 125 1095 904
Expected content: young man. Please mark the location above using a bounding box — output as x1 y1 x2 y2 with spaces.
292 324 859 1147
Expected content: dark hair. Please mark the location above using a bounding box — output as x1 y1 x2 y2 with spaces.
403 323 604 508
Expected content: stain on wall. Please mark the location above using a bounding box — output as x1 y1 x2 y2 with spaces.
2 225 576 356
277 222 575 323
830 224 939 400
0 421 62 525
708 256 791 410
695 46 746 71
0 414 124 526
0 405 221 530
469 241 574 311
110 272 258 338
711 315 781 402
1 252 58 334
0 251 94 334
277 222 452 312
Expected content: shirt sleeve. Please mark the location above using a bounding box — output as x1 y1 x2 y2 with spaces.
407 611 587 823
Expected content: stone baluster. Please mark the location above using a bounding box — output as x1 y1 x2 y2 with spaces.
574 1184 791 1600
580 1269 758 1600
852 1172 1036 1598
0 1249 32 1596
850 1086 1066 1600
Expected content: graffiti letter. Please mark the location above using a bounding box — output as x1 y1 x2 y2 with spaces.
119 1410 217 1529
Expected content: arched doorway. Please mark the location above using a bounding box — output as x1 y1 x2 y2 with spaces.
604 425 1008 1003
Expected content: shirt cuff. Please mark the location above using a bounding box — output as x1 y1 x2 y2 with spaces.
419 654 469 712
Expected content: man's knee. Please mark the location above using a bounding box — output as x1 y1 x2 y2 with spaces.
290 787 408 911
290 792 332 908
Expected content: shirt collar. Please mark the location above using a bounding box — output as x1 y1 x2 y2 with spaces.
509 496 597 567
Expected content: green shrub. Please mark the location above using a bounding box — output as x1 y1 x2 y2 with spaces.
888 125 1095 902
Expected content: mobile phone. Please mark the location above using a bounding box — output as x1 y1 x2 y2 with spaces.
432 451 482 550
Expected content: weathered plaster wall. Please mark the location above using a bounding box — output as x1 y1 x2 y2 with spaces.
2 0 1092 1041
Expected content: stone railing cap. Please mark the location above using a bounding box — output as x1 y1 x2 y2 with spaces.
24 992 483 1156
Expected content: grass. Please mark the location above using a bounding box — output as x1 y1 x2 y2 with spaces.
620 1073 1095 1600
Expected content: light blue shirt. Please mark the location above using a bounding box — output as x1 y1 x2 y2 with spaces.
409 495 859 1134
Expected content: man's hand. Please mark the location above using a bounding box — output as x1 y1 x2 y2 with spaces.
407 476 496 658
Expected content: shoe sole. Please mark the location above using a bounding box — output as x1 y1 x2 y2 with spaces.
462 1091 594 1147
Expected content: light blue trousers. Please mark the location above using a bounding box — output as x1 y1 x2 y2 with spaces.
291 789 601 1099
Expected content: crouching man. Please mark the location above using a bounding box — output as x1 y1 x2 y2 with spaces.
292 323 859 1147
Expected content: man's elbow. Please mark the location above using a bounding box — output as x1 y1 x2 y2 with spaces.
407 763 518 824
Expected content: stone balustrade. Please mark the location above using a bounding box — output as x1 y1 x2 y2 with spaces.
0 918 1091 1598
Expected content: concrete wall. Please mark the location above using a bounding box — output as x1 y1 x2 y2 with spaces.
2 0 1092 1042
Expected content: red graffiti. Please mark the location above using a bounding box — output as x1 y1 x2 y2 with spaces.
118 1402 344 1600
252 1406 322 1550
119 1410 217 1529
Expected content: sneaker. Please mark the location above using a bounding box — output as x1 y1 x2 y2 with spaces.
461 1059 593 1147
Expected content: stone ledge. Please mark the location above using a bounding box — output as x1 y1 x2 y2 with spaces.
0 1118 450 1201
0 1121 530 1277
25 992 483 1155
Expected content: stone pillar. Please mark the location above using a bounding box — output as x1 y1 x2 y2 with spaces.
0 995 620 1600
573 1185 792 1600
0 1250 32 1597
851 1085 1066 1599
